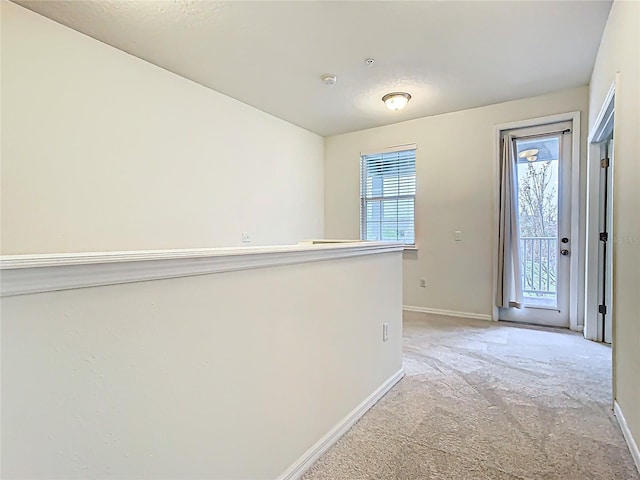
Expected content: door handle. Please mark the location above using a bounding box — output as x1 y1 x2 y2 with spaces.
560 249 570 256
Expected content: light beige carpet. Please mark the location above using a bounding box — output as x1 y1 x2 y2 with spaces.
301 312 639 480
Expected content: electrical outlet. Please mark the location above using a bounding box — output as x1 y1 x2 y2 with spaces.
383 322 389 342
420 278 426 288
454 230 463 241
242 232 251 243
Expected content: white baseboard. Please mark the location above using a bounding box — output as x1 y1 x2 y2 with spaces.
277 368 405 480
614 401 640 474
403 305 493 322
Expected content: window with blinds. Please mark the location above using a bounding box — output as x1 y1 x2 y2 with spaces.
360 146 416 244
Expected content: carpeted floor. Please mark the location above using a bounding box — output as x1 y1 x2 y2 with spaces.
301 311 639 480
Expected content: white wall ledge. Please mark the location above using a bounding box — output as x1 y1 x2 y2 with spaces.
0 242 404 297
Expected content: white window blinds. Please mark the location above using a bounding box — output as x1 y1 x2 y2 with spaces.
360 147 416 244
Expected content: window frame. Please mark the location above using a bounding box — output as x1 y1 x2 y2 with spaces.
359 144 417 246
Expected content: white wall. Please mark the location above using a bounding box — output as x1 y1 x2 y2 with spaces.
589 0 640 456
0 2 324 254
324 87 589 318
1 249 404 479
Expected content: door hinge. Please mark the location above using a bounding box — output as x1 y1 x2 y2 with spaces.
599 304 607 315
600 232 608 242
601 158 610 168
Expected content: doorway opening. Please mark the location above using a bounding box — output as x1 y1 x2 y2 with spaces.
585 83 615 344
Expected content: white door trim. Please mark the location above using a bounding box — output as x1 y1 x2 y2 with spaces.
588 82 616 144
584 81 616 341
492 111 582 331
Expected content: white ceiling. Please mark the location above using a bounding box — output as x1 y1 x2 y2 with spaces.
15 0 612 136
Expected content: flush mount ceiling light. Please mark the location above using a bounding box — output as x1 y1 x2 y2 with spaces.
382 92 411 111
519 148 539 162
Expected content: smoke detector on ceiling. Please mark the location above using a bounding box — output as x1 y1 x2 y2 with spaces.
321 75 337 85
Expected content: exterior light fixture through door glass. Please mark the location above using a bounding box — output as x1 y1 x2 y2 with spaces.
519 148 539 162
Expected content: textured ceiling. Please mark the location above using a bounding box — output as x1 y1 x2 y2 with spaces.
14 0 612 136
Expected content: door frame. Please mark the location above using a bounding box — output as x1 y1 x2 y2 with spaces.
492 111 583 331
585 81 616 342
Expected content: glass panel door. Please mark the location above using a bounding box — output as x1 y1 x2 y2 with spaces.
515 135 560 309
499 121 572 328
